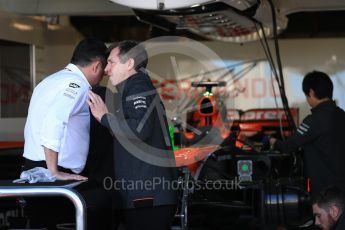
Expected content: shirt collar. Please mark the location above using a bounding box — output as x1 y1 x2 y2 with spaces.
64 63 91 89
311 100 335 114
332 212 345 230
116 78 127 94
115 72 142 94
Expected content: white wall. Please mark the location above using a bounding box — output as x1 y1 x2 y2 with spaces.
0 10 344 140
143 38 345 125
0 11 82 141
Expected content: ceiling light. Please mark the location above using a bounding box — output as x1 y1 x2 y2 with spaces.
110 0 211 10
47 24 61 30
12 22 33 31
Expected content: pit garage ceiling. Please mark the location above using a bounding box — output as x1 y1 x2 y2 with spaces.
0 0 345 41
0 0 133 15
0 0 344 16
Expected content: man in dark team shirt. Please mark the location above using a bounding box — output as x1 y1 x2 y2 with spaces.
88 40 177 230
270 71 345 194
312 186 345 230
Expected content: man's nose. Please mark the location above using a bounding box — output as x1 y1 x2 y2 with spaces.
104 65 109 73
104 68 109 77
314 218 320 226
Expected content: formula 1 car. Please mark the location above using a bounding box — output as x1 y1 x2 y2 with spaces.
173 81 312 229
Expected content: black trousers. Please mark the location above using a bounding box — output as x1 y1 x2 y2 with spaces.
22 159 113 230
22 159 73 173
113 205 176 230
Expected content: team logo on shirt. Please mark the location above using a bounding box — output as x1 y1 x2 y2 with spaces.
297 122 310 135
133 96 147 109
64 86 79 99
69 83 80 88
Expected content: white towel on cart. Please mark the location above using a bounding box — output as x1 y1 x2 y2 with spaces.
13 167 56 183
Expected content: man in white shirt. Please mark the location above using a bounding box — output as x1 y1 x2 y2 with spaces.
23 38 107 181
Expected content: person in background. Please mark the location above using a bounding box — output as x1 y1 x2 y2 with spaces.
269 71 345 194
83 85 115 183
312 186 345 230
80 85 115 229
88 40 178 230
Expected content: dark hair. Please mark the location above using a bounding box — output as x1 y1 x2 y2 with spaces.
107 40 148 72
312 186 345 212
71 38 107 68
302 71 333 99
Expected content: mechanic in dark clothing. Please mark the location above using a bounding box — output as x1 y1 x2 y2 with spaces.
269 71 345 194
88 40 178 230
79 86 115 229
83 85 114 182
312 186 345 230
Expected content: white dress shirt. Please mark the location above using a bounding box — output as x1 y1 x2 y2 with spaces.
23 64 91 173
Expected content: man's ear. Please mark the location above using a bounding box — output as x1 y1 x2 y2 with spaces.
93 60 102 72
127 58 135 71
91 62 97 73
329 205 340 220
309 89 315 98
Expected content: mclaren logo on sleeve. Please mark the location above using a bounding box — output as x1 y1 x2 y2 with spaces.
69 83 80 88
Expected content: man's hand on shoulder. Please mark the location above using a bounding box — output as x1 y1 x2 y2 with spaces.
88 91 109 122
